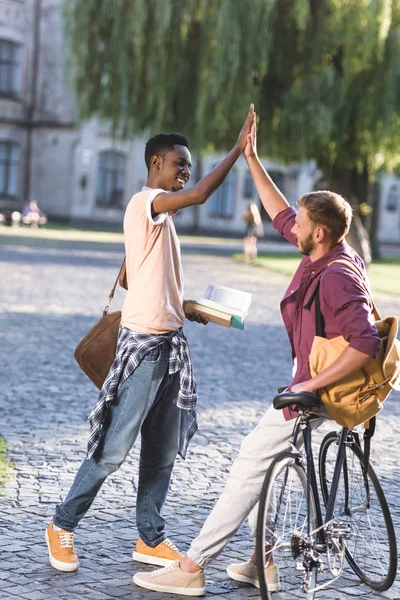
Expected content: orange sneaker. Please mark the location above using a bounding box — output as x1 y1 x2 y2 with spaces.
133 537 183 567
45 522 79 572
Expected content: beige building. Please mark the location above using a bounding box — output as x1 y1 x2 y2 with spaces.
0 0 399 244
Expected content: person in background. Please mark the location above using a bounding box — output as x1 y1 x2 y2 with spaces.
22 200 47 227
242 202 263 262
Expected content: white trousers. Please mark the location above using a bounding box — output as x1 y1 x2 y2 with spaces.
187 405 328 568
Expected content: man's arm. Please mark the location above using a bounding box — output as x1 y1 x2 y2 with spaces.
292 268 381 394
152 105 255 215
291 346 371 393
244 115 289 220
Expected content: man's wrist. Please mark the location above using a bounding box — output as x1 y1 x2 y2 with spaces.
307 378 319 393
245 152 258 164
231 146 241 160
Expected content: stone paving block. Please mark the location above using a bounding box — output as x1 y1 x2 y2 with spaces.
18 592 60 600
56 596 90 600
0 563 37 585
96 588 131 598
378 590 400 600
0 584 38 597
115 586 139 595
77 592 113 600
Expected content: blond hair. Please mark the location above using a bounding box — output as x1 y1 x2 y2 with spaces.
298 191 353 243
248 202 262 225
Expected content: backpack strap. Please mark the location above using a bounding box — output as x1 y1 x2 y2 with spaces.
363 416 376 475
303 280 324 337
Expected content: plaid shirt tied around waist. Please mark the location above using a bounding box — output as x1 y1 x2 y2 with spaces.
87 326 198 460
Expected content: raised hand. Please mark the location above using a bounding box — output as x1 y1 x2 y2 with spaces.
236 104 255 153
245 112 258 160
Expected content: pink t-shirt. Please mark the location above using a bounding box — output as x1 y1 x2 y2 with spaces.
121 187 185 334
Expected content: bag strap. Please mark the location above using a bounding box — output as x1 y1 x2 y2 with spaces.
363 416 376 474
103 258 126 316
304 280 324 337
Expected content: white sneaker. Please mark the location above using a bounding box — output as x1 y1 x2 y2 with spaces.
134 560 205 596
227 559 279 591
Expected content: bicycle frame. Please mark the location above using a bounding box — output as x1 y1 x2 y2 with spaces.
269 414 365 566
292 413 350 544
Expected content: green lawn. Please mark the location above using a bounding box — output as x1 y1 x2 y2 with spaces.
234 253 400 297
0 436 11 491
42 222 122 234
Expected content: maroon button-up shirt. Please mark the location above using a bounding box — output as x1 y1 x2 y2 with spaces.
272 207 382 420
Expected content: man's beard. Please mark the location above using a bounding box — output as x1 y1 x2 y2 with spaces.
298 233 315 256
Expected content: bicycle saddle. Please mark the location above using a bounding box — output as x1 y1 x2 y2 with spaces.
273 391 321 411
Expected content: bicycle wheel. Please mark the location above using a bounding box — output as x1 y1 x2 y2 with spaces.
256 451 318 600
319 431 397 591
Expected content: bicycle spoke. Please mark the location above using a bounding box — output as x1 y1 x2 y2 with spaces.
257 452 318 600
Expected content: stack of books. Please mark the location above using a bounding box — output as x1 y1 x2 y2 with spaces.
184 284 252 330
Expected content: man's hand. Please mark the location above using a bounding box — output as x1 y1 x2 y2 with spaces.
184 300 209 325
291 380 317 394
245 114 258 160
235 104 255 153
185 312 209 326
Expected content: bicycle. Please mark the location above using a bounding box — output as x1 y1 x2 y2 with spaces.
256 391 397 599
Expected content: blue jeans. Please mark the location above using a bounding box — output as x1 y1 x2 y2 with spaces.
54 343 181 546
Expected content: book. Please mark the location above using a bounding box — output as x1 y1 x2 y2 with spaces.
184 284 252 330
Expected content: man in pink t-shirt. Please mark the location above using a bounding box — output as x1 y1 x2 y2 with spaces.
45 106 255 574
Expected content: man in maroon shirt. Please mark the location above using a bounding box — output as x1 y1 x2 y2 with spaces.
134 118 382 595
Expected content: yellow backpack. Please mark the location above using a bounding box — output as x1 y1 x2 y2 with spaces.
308 259 400 429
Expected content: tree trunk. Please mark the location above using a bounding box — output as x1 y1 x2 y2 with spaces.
322 165 373 265
192 153 203 232
369 182 381 260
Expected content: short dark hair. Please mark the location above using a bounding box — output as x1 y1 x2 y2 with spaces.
144 133 189 171
298 190 353 243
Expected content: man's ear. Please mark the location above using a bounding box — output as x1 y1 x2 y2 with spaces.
151 155 161 171
315 225 326 243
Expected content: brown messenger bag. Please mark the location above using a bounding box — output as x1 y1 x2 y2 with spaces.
74 259 126 390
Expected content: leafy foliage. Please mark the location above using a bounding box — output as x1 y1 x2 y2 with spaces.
65 0 400 175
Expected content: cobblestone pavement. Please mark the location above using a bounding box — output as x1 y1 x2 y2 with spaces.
1 232 400 600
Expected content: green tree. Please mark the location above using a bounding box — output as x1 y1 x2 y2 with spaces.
65 0 400 260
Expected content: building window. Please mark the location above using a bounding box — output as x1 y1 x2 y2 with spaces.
96 151 126 208
386 185 399 212
0 141 19 197
208 168 236 218
0 40 21 97
243 171 256 199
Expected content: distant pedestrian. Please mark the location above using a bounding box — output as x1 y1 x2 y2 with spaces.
242 202 263 262
22 200 47 227
45 105 255 573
